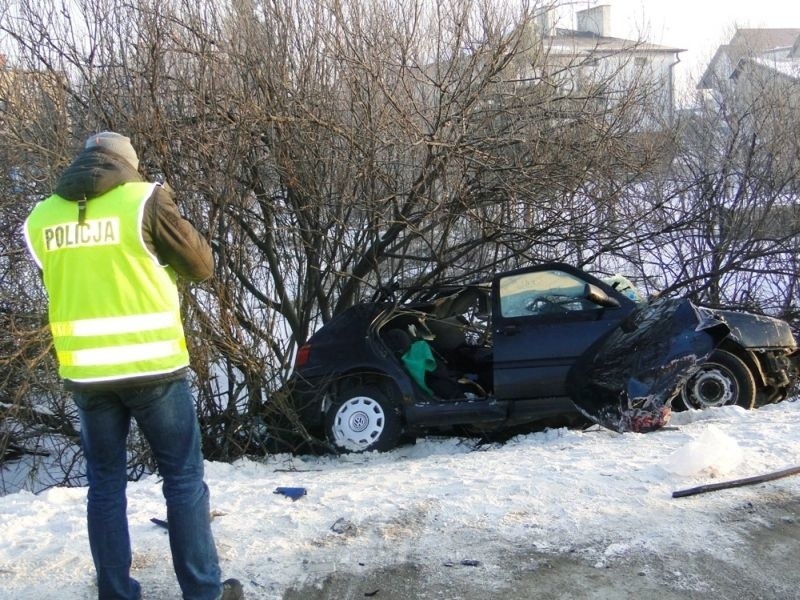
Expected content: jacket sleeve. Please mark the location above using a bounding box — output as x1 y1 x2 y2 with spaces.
142 184 214 282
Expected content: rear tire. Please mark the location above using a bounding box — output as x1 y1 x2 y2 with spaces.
679 349 756 410
325 383 403 452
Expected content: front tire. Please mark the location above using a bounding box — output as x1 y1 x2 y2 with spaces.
325 384 403 452
679 349 756 410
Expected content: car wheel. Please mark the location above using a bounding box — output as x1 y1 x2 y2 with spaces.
679 349 756 410
325 384 403 452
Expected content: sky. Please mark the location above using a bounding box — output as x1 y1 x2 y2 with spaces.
0 399 798 598
561 0 800 94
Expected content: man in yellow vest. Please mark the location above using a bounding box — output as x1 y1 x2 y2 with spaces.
24 132 243 600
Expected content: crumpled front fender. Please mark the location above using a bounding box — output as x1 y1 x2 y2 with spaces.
568 299 730 433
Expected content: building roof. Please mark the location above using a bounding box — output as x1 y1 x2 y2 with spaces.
545 28 685 57
729 28 800 54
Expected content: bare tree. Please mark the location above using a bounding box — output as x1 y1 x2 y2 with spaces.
635 67 800 329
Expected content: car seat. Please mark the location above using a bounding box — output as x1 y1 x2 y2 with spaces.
383 328 484 400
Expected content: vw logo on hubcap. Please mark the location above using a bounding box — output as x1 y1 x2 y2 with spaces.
349 411 369 432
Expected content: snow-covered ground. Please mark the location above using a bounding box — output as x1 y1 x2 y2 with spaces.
1 400 799 599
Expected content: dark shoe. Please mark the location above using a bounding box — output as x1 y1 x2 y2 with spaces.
221 578 244 600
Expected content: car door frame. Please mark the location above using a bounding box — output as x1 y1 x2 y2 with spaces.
490 263 637 402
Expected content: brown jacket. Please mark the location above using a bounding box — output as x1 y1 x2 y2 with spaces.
53 147 213 282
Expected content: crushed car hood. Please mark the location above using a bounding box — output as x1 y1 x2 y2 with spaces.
714 309 797 349
568 299 730 433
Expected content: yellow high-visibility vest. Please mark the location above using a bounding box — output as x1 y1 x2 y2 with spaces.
23 182 190 383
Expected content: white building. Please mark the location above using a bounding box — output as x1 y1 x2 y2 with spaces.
699 28 800 98
529 5 685 127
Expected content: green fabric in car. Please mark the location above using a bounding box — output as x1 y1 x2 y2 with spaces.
402 340 437 394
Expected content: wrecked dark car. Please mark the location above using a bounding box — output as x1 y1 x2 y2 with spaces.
287 263 800 452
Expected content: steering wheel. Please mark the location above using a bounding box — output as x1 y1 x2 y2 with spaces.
525 295 569 315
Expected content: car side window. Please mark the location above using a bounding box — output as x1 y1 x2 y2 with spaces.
498 270 597 318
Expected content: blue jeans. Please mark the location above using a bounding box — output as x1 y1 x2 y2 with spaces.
74 378 222 600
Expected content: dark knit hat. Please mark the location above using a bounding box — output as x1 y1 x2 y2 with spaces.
84 131 139 170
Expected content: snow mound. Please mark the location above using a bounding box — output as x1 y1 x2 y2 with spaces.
663 424 743 477
669 404 749 426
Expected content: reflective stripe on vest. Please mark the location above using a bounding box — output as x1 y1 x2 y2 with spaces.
60 340 186 367
23 182 190 383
